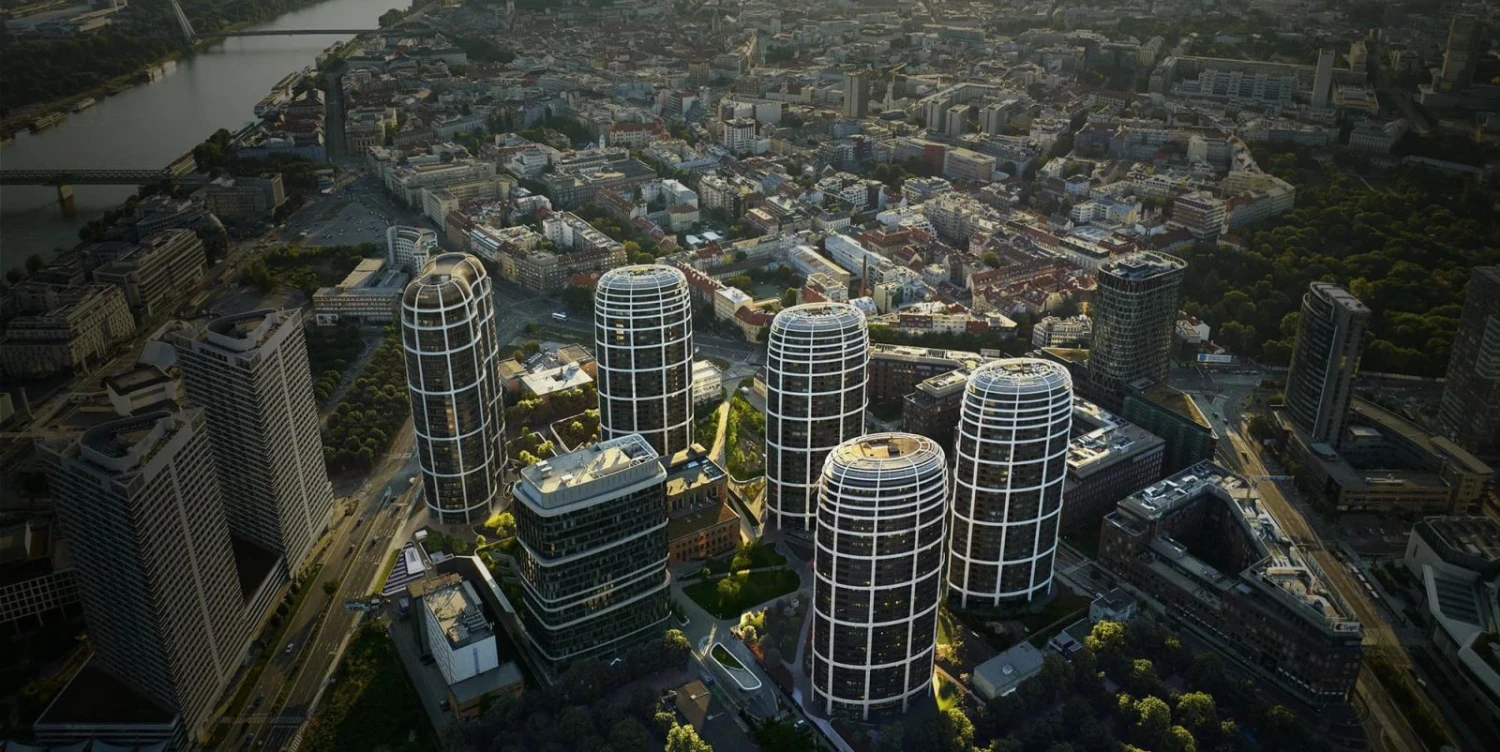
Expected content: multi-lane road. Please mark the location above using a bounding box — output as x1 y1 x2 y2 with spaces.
223 421 420 751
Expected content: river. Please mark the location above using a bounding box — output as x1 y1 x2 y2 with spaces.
1 0 400 267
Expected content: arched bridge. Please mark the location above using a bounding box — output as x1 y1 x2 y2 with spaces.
170 0 378 43
0 169 173 187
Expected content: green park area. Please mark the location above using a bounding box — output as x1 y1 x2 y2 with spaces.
685 569 799 620
723 391 764 479
686 543 797 619
302 625 438 752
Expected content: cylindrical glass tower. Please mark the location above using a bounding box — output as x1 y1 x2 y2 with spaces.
594 265 695 457
948 358 1073 608
765 303 869 531
812 432 947 720
401 253 506 524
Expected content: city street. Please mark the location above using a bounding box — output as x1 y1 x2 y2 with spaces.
221 420 421 751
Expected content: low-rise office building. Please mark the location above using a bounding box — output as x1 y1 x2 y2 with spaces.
512 435 671 672
1280 398 1492 515
1402 517 1500 726
901 367 969 452
1119 378 1216 475
1100 462 1364 705
90 229 207 322
868 343 986 406
661 444 739 563
413 572 523 718
312 258 409 324
0 285 136 380
1063 400 1166 533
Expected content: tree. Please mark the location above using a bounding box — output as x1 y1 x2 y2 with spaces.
1133 695 1171 748
322 579 339 596
1163 725 1197 752
982 251 1001 268
523 340 541 355
609 718 652 752
754 718 815 752
1085 620 1126 658
665 722 713 752
1127 658 1163 697
716 576 741 605
25 254 44 273
1175 691 1218 735
782 287 799 307
5 268 25 284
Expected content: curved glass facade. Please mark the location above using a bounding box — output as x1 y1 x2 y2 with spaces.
765 303 869 531
948 359 1073 608
401 253 505 524
594 265 695 457
812 433 946 720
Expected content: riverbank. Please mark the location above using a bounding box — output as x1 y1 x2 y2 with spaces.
0 0 342 139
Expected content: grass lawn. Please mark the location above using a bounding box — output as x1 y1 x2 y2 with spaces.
711 644 745 670
302 624 439 752
937 608 956 647
934 673 961 713
700 541 787 577
684 570 801 619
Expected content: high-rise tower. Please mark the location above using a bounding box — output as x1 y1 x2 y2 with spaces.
1439 15 1483 91
843 71 870 119
1437 266 1500 458
512 434 670 669
764 303 869 531
401 253 506 524
45 410 244 742
1284 282 1369 448
1088 251 1185 400
1312 49 1335 108
172 308 334 575
947 359 1073 608
811 433 947 720
594 265 695 456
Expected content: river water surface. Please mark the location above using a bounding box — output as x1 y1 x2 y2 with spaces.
1 0 400 265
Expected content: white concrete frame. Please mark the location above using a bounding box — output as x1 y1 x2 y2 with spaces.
594 265 695 457
388 225 437 274
401 254 504 524
948 358 1073 608
813 433 947 720
765 303 869 531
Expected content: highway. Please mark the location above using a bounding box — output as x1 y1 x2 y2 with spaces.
1219 424 1448 752
221 419 419 751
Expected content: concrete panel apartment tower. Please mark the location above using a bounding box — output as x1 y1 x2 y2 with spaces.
812 433 947 720
1284 282 1369 449
764 303 869 531
172 308 334 576
1087 251 1185 401
401 253 506 524
1437 266 1500 459
594 265 695 457
947 359 1074 608
512 434 671 671
45 410 245 743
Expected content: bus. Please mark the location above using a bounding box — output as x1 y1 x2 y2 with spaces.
551 312 569 322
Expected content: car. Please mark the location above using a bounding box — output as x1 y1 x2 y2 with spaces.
252 694 264 708
439 700 451 711
285 642 295 654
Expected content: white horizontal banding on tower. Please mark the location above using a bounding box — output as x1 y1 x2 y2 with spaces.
401 253 505 523
813 432 946 720
765 302 869 531
948 358 1073 608
594 265 695 457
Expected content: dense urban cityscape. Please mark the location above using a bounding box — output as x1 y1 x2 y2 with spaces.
1 1 1499 752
